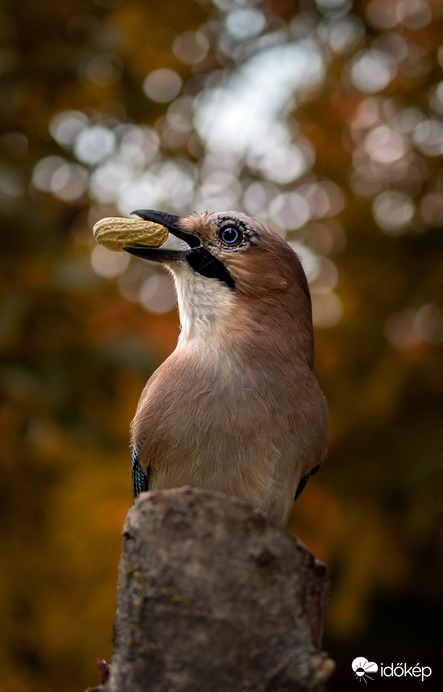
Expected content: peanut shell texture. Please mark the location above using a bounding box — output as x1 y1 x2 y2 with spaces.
93 216 169 252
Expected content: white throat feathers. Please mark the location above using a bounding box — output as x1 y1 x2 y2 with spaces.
166 262 236 346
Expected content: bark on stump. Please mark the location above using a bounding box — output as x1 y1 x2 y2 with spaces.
94 487 334 692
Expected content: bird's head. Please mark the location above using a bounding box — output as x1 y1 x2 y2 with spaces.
124 209 314 366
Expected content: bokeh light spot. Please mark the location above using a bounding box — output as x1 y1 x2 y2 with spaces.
312 292 343 328
398 0 432 30
327 16 365 54
415 303 443 344
365 0 399 29
117 174 160 215
258 145 312 184
413 118 443 156
173 31 209 65
364 125 406 163
372 190 414 233
420 192 443 226
50 110 88 147
316 0 352 13
50 163 88 202
350 49 394 93
143 69 182 103
90 245 130 278
84 53 122 87
74 126 116 165
270 192 311 231
289 242 321 282
225 8 266 40
385 309 422 349
32 156 67 192
140 273 177 314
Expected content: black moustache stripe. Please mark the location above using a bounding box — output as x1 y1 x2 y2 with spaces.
186 248 235 290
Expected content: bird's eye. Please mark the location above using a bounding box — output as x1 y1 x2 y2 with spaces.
219 226 242 245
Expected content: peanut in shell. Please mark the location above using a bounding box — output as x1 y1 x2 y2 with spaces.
93 216 168 252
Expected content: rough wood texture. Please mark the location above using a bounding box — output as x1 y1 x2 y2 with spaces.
92 487 334 692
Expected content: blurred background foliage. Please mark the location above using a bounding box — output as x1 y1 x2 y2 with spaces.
0 0 442 689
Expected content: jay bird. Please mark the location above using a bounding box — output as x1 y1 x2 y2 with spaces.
124 210 328 527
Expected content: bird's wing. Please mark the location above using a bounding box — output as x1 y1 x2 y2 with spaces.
294 464 320 500
131 443 149 500
130 369 161 500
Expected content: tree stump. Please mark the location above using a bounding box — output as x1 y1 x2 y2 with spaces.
91 487 334 692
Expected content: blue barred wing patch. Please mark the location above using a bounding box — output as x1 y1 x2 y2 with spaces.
131 444 148 500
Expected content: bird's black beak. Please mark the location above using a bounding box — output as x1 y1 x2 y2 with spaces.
123 209 200 263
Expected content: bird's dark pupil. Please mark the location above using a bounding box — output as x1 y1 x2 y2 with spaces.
221 227 239 243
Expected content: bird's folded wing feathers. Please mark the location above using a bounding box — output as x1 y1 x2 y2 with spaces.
131 443 149 499
131 370 160 500
294 464 320 500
